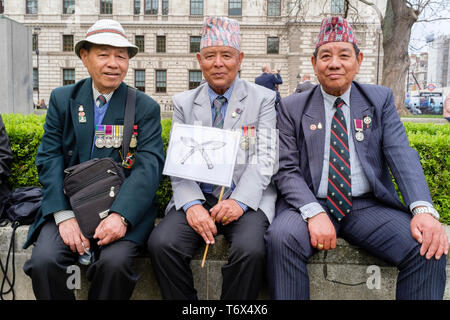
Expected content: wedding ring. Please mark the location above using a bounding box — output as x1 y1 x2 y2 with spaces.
317 243 324 249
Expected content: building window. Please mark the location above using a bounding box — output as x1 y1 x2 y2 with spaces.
63 35 74 52
26 0 38 14
33 68 39 90
156 70 167 93
331 0 345 14
135 35 145 52
134 0 140 14
32 34 38 52
135 70 146 92
267 37 279 54
63 0 75 14
190 0 203 15
145 0 157 14
162 0 168 15
63 69 75 86
228 0 242 16
0 0 5 14
156 36 166 53
189 36 201 53
100 0 112 14
267 0 280 16
189 70 202 90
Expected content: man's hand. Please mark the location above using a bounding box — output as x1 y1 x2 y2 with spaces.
307 212 337 251
210 199 244 226
186 204 217 244
93 212 127 246
58 218 90 255
411 213 448 260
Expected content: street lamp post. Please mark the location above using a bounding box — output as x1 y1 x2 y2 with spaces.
34 26 40 108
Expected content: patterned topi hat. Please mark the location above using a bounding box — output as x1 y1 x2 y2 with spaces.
75 19 138 59
200 16 241 51
315 16 358 49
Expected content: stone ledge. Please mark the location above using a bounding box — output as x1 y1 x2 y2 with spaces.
1 224 449 300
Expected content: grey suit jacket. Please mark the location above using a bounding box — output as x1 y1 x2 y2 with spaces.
274 81 433 214
166 78 279 223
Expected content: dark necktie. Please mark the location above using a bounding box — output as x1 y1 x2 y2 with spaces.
97 95 107 108
326 97 352 221
211 95 232 199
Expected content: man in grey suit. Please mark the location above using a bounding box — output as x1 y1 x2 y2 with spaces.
265 16 448 300
148 16 278 300
295 74 314 93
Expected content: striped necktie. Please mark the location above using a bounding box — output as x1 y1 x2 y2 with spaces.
211 95 232 199
213 96 227 129
326 97 352 221
96 95 107 108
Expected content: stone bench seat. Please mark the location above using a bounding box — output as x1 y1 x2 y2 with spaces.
1 224 450 300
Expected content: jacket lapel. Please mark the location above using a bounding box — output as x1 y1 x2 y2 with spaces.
193 85 213 127
70 78 94 163
224 79 247 129
302 88 326 194
349 84 373 165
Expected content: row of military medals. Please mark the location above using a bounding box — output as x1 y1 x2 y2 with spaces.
94 123 138 169
240 126 256 150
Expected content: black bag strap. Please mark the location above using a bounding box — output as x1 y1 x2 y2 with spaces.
122 87 137 159
0 222 18 300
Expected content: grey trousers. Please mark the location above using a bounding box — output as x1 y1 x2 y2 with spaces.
23 219 141 300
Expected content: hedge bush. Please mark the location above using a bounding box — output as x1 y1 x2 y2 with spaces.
2 113 449 222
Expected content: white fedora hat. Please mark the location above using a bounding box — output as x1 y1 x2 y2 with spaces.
75 19 138 59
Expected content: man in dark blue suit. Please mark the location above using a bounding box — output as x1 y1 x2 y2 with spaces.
255 64 283 106
265 16 448 300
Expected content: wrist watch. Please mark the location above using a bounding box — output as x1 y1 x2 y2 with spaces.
412 206 439 221
120 216 129 227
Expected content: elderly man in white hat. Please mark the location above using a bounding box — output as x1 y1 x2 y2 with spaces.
23 19 165 300
148 16 278 300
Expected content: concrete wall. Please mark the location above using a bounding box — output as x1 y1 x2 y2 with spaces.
1 224 450 300
0 15 33 114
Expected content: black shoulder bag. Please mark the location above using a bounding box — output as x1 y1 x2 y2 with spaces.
63 87 136 238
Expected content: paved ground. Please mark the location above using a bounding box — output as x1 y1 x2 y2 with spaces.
401 117 447 124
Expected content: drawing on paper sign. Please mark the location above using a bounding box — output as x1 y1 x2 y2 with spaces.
180 137 226 169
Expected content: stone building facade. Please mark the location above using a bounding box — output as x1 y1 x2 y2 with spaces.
3 0 384 112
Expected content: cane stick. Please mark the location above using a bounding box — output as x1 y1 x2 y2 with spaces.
201 186 225 268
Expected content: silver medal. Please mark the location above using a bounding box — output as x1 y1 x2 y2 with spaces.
355 131 364 141
95 137 105 148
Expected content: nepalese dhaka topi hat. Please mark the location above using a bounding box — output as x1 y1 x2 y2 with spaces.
315 16 358 49
200 16 241 51
75 19 139 58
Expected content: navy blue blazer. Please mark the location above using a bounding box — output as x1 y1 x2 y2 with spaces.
274 81 433 214
24 78 165 248
255 73 283 91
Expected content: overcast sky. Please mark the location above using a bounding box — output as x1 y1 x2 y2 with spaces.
409 2 450 54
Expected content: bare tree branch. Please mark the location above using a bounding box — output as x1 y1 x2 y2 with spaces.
357 0 384 23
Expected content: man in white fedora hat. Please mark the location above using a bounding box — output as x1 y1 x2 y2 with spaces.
23 19 165 300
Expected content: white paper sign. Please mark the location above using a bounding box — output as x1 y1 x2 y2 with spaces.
163 123 241 187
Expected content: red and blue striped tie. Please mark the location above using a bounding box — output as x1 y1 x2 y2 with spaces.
326 97 352 221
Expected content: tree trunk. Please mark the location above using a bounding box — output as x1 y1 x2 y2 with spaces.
381 0 417 116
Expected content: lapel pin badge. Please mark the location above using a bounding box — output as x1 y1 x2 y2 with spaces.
78 105 86 123
317 122 323 130
310 124 317 131
363 115 372 128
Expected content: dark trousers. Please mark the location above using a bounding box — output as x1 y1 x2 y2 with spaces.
265 196 447 300
148 195 269 300
23 219 141 300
